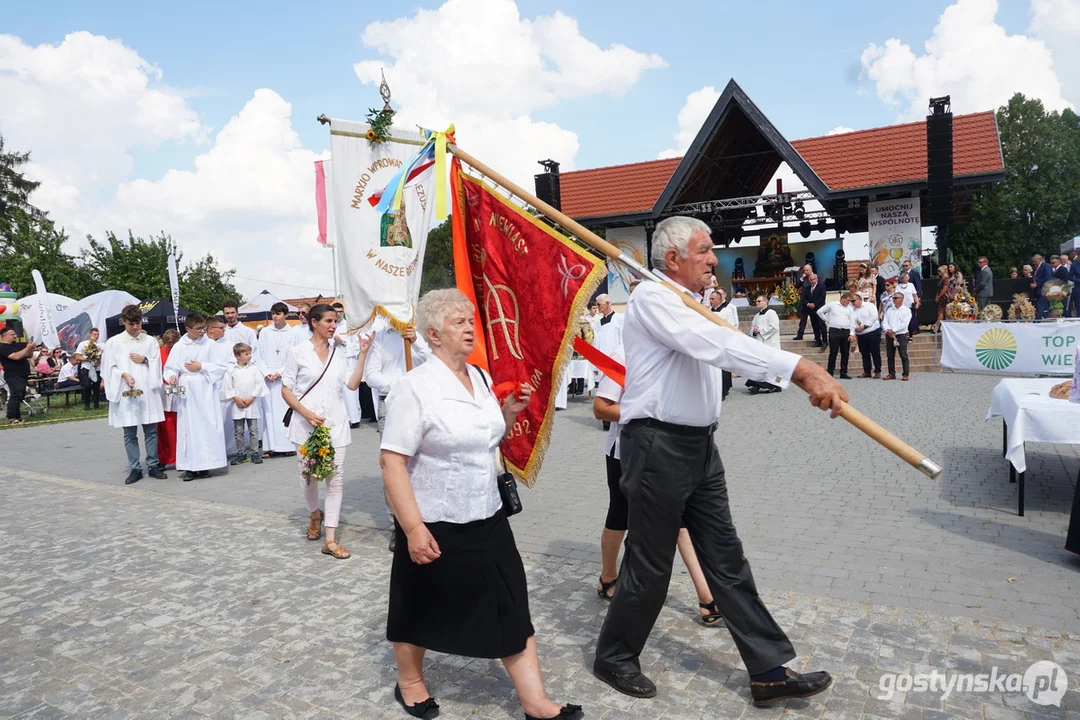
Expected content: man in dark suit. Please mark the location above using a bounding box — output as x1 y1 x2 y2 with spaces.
1031 254 1053 319
802 273 826 347
792 264 812 340
974 256 994 312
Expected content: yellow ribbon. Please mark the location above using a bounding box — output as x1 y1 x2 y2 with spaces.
387 124 454 222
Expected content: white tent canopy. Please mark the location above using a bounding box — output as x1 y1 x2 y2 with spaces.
238 290 297 319
16 292 75 344
54 290 140 350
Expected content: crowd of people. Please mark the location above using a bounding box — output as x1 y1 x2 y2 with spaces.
1 234 1076 720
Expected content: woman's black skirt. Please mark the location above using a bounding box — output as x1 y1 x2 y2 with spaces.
387 509 534 658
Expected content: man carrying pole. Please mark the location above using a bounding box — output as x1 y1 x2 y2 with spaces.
585 216 844 705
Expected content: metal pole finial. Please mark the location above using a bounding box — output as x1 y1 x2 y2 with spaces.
379 70 392 112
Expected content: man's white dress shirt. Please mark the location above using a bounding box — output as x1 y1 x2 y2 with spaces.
57 361 80 384
816 302 856 331
364 323 429 401
882 305 912 335
853 305 881 335
619 279 801 427
381 355 505 525
595 346 625 459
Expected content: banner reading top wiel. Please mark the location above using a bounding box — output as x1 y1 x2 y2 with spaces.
329 119 438 331
451 160 605 487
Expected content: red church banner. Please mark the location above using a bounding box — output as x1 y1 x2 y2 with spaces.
451 160 604 487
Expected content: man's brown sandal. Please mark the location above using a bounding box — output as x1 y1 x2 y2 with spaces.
322 541 351 559
307 509 324 541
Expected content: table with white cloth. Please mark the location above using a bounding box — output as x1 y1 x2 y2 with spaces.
986 378 1080 517
554 358 594 410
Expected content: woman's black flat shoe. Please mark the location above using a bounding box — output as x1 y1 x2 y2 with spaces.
394 684 440 719
525 704 583 720
698 601 726 627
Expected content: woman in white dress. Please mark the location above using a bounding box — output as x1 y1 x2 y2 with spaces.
381 288 581 720
281 303 371 559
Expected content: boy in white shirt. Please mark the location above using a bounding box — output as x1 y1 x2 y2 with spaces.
222 342 268 465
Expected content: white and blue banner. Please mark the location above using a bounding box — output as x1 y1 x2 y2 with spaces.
941 321 1080 375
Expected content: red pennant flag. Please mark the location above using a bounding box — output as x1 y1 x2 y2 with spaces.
452 160 605 486
572 337 626 388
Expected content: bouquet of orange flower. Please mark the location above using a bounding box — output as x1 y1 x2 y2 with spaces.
298 425 334 482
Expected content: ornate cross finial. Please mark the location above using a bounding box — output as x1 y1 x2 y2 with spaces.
379 70 392 112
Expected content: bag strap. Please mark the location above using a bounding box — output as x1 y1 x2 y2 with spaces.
298 342 337 402
470 364 508 474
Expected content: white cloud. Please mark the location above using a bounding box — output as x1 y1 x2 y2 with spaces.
860 0 1073 120
0 32 205 215
354 0 665 185
1029 0 1080 107
827 125 855 135
2 2 666 299
657 86 721 159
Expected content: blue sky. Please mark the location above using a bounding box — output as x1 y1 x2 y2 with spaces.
10 0 1033 175
2 0 1071 297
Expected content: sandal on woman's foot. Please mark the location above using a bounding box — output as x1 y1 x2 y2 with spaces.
306 509 323 541
394 684 439 718
597 575 617 600
698 600 726 627
525 704 583 720
322 541 351 559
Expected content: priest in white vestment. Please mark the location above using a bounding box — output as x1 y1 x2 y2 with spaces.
164 313 228 480
747 294 782 394
333 304 364 427
256 302 298 456
593 293 624 383
101 305 167 485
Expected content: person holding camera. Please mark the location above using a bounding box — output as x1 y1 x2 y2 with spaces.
0 326 35 425
380 289 580 720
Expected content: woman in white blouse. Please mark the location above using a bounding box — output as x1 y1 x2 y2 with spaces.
282 303 370 560
381 289 582 720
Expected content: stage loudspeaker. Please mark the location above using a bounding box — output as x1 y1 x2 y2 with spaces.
534 171 561 210
926 111 953 227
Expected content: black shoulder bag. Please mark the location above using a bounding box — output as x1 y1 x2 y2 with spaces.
283 344 337 427
472 364 522 517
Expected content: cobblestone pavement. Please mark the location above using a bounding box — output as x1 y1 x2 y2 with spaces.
1 373 1077 631
2 468 1080 720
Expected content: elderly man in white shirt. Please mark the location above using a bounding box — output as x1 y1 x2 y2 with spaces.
851 294 882 378
816 291 856 378
882 292 912 380
592 216 846 707
102 305 167 485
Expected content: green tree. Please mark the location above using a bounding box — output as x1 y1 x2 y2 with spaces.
420 217 455 294
948 94 1080 272
180 254 241 315
0 209 99 297
0 135 41 240
81 230 240 315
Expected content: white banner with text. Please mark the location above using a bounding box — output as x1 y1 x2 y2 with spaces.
941 322 1079 374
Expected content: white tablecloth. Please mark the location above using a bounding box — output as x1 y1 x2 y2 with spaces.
986 378 1080 473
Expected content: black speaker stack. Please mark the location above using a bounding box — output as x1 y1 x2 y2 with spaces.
926 96 953 257
534 159 561 210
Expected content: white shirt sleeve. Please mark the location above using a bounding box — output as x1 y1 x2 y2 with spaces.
363 340 392 396
638 286 800 387
816 303 831 322
281 347 301 394
380 378 424 458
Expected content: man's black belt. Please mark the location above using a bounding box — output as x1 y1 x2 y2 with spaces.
627 417 717 436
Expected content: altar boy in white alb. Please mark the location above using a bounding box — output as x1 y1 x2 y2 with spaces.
102 305 167 485
164 313 228 481
256 302 298 457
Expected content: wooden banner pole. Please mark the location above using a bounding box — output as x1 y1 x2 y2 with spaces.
448 144 942 479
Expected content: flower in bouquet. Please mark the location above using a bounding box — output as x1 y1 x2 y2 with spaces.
298 425 335 482
777 284 801 315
